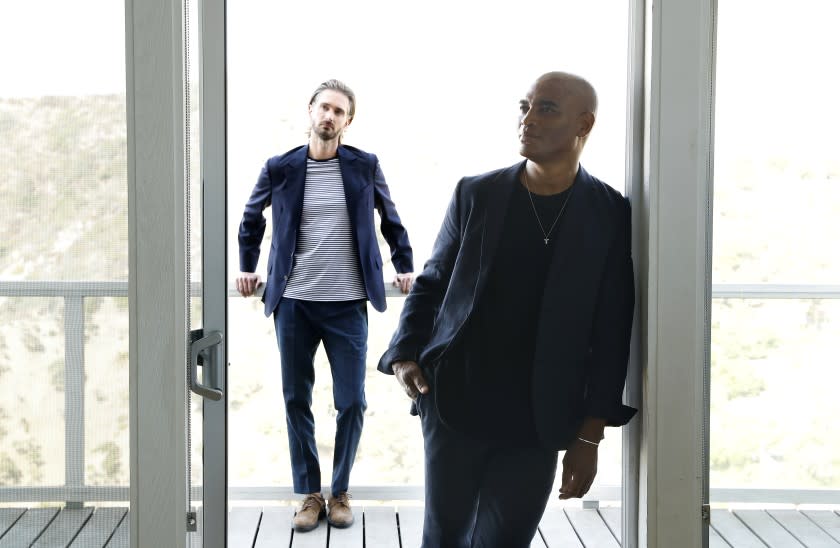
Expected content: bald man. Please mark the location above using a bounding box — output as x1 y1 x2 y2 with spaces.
378 72 636 546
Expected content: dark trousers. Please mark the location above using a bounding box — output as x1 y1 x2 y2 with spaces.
273 298 368 496
417 387 558 548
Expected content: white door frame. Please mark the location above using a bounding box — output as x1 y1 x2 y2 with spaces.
198 0 229 544
640 0 716 546
125 0 719 544
126 0 190 545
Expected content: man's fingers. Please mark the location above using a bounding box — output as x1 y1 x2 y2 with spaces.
414 376 429 394
559 479 581 499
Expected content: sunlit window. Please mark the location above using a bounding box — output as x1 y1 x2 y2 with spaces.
712 0 840 494
226 0 630 499
0 0 129 505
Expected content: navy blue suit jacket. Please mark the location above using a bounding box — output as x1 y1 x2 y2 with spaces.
378 161 636 450
238 144 413 316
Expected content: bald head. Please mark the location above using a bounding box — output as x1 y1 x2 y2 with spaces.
518 71 599 166
536 71 598 115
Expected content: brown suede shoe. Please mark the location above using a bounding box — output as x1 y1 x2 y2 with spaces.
327 492 354 528
293 493 326 532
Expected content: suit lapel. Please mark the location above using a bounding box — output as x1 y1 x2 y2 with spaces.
473 162 522 301
337 146 363 207
284 146 309 229
537 165 609 332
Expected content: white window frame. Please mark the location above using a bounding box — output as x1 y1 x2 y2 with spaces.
126 0 190 545
639 0 716 547
124 0 723 545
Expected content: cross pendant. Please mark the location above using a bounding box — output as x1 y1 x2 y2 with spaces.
544 238 549 245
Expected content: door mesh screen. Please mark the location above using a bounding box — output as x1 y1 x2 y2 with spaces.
0 1 131 544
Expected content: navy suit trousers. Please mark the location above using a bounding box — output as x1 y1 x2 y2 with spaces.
417 386 558 548
273 298 368 496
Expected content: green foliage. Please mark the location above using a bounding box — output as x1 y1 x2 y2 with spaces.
23 331 45 353
88 442 122 485
13 439 44 483
0 95 128 282
49 359 64 392
0 408 7 440
0 454 22 485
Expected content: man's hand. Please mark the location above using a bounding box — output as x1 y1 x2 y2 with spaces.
393 273 414 294
235 272 262 297
558 439 599 499
392 360 429 400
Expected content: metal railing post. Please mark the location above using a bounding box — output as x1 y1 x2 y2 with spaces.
64 295 85 508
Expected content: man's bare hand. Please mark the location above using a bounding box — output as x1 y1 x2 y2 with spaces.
393 273 414 294
558 439 598 499
235 272 262 297
392 360 429 400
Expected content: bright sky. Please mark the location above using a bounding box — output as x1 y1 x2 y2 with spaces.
0 1 126 96
3 0 837 272
223 0 630 268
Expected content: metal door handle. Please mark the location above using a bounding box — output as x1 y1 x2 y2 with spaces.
190 330 223 401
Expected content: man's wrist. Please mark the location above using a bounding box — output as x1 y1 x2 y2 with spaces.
576 436 600 447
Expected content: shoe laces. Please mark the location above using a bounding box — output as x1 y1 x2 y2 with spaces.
332 492 351 506
301 494 323 511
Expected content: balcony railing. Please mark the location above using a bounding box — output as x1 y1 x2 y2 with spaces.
1 280 839 506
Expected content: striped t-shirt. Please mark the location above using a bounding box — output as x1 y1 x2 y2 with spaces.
282 158 367 302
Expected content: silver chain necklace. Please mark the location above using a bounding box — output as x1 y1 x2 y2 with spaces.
522 169 575 245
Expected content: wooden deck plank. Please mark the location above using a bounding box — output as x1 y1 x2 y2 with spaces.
734 509 805 547
32 507 94 548
104 511 128 548
0 508 59 548
599 507 621 543
253 506 294 548
69 507 128 548
769 509 840 547
229 507 262 548
326 510 363 548
709 524 732 548
803 510 840 543
361 506 399 548
397 506 424 548
537 507 583 548
565 508 619 548
290 516 328 548
530 530 548 547
711 509 765 548
0 509 25 538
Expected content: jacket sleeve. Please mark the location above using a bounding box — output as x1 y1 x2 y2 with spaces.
372 159 413 273
584 197 637 426
377 179 465 374
238 162 272 273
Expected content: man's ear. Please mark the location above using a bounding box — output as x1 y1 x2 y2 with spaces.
578 112 595 138
344 116 354 129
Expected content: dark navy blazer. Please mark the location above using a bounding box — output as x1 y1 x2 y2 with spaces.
378 161 636 450
238 144 413 316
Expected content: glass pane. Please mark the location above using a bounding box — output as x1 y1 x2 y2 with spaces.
711 298 840 490
712 0 840 510
227 0 629 508
0 298 66 488
84 297 129 489
713 0 840 285
0 0 129 537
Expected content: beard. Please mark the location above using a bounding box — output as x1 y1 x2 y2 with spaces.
312 122 340 141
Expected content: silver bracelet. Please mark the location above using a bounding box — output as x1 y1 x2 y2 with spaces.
577 436 600 446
